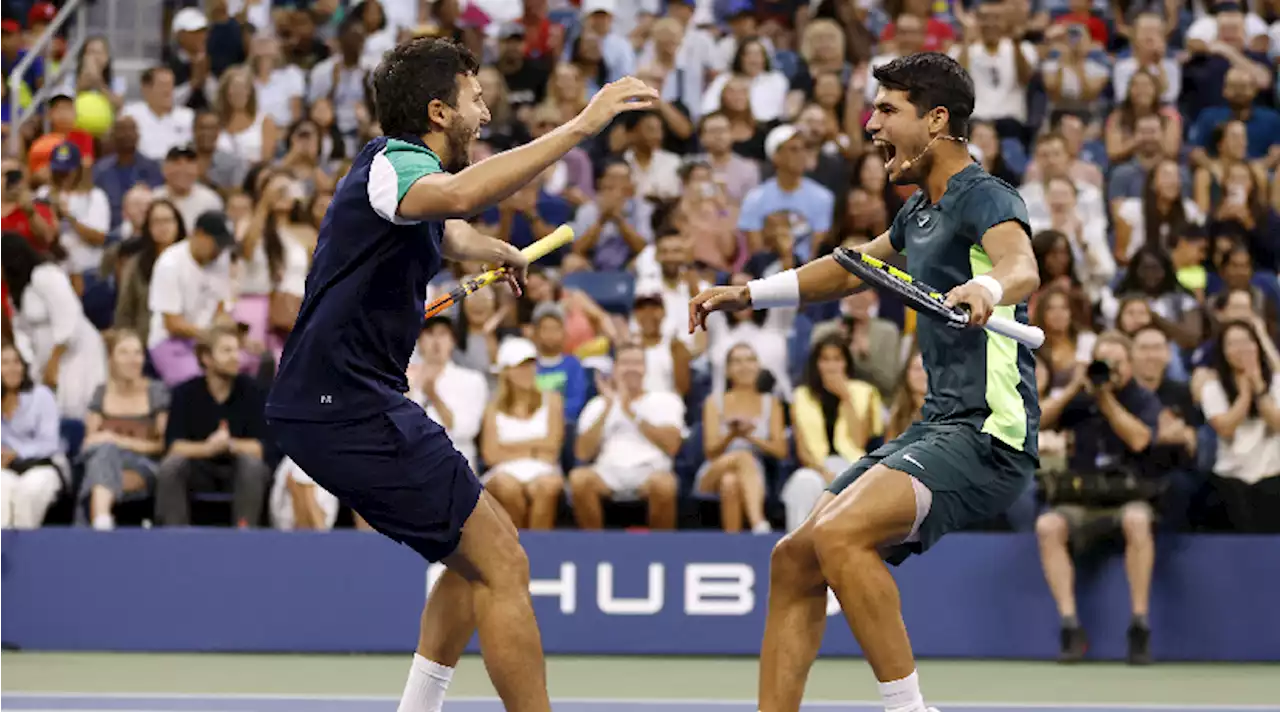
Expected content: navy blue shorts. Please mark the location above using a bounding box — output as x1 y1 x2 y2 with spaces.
268 399 483 562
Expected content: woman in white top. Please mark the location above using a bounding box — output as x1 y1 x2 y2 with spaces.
232 172 309 365
701 37 790 123
697 343 785 533
632 290 692 397
1114 158 1204 263
481 338 566 530
355 0 398 72
2 234 106 419
215 66 278 165
38 143 111 283
249 35 306 128
1200 321 1280 533
1028 176 1114 298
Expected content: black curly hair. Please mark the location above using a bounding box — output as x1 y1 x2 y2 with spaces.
372 37 480 139
872 52 975 138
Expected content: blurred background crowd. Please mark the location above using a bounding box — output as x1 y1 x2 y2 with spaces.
1 0 1278 559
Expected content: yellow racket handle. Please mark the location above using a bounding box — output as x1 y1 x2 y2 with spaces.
424 225 576 318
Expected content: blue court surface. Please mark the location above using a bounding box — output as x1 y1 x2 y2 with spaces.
5 694 1279 712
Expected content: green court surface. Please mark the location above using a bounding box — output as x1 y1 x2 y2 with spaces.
3 652 1279 708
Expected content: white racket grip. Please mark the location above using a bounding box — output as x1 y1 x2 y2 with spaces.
986 316 1045 349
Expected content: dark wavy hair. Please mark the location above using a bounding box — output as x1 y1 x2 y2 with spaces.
872 52 975 138
137 199 188 282
803 331 856 404
0 340 35 396
1 231 48 303
1213 320 1272 419
372 37 480 138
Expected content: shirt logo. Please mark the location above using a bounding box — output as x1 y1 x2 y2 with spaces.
917 214 931 228
902 454 926 471
320 395 333 404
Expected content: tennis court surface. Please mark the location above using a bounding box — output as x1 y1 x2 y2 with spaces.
4 654 1278 712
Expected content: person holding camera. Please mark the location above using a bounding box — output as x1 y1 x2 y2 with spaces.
1035 331 1163 665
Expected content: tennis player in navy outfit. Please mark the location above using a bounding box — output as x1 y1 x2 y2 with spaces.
691 54 1042 712
266 39 657 712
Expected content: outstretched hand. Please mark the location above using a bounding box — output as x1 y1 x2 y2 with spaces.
688 285 752 334
579 77 660 134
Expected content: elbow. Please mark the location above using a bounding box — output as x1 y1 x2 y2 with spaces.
1127 430 1153 454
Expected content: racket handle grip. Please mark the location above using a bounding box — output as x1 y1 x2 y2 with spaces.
987 317 1045 350
521 225 575 262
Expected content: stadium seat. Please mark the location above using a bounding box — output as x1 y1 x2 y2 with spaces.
562 271 635 314
59 418 85 460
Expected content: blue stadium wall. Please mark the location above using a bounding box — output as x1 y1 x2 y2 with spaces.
3 530 1278 661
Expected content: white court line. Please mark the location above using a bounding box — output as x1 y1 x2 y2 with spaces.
4 693 1279 711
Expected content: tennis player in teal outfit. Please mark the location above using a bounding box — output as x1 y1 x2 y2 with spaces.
689 53 1042 712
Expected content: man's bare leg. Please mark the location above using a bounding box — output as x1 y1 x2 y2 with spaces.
568 467 606 530
758 492 835 712
810 467 928 711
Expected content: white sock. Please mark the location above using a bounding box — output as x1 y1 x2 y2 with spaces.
92 514 114 531
878 669 926 712
396 654 454 712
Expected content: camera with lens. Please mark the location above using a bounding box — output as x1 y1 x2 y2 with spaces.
1087 359 1112 386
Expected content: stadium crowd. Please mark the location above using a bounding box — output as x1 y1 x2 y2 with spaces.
2 0 1279 559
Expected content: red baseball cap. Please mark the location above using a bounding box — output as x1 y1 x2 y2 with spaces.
28 2 57 25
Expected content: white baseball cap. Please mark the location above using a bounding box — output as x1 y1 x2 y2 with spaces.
764 124 801 161
494 337 538 370
582 0 616 16
171 7 208 34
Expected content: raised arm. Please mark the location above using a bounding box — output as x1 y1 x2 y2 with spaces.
397 78 657 221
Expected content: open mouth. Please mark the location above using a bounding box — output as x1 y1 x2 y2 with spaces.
874 138 898 173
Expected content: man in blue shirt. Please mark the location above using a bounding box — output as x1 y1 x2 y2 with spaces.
531 302 588 421
738 124 835 262
265 38 656 712
92 117 165 229
1189 66 1280 163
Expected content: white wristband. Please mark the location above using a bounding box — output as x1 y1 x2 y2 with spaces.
747 270 801 309
969 275 1004 305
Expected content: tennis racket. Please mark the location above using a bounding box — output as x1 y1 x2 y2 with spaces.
832 247 1045 349
424 225 576 319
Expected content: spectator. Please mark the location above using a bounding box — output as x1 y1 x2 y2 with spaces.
1182 9 1273 125
886 348 926 441
2 17 45 95
1035 284 1098 390
702 37 790 123
76 329 170 530
866 13 929 104
1189 66 1280 163
39 142 111 285
953 0 1039 144
1104 247 1205 350
1040 24 1109 118
156 324 270 527
969 120 1023 186
34 93 95 165
739 125 835 260
522 268 619 358
787 19 852 118
1030 229 1097 326
147 210 246 387
1107 112 1183 206
1130 325 1203 527
231 173 309 364
1111 13 1182 107
1 233 106 419
1115 159 1206 262
828 289 903 398
489 176 573 258
632 283 692 397
714 74 775 162
695 111 761 203
105 184 155 253
569 159 652 272
633 231 711 355
268 455 341 531
494 22 551 117
408 315 487 472
114 199 185 346
1207 163 1279 270
670 161 740 273
355 0 396 72
782 331 884 532
1021 133 1106 237
120 68 195 163
214 66 278 166
572 0 637 84
1035 331 1162 665
307 14 370 149
192 109 249 192
153 145 226 234
165 7 215 111
706 272 793 400
1199 320 1280 532
624 111 683 202
639 16 711 120
481 337 566 530
92 117 165 229
531 304 589 422
454 286 503 380
477 67 534 154
1 157 57 253
0 341 64 530
248 35 306 129
569 342 683 530
696 343 784 533
1029 175 1115 291
60 35 127 112
716 1 773 68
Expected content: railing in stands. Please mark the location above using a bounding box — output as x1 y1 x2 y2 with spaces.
6 0 89 156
